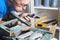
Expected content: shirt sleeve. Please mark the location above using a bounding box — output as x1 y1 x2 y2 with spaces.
0 12 3 19
0 0 7 19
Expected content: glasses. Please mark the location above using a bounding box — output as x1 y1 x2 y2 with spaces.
15 2 28 7
20 3 28 6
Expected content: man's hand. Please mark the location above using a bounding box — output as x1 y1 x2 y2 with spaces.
21 13 29 17
21 27 31 31
20 13 30 22
0 19 4 24
18 21 24 25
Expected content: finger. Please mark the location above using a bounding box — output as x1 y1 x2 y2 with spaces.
21 13 29 17
22 27 31 31
18 21 23 25
24 17 30 21
12 21 17 25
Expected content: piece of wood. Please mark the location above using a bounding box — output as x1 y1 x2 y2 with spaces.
58 8 60 27
49 24 57 38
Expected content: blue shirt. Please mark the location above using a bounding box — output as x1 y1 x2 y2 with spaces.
0 0 7 18
0 0 9 36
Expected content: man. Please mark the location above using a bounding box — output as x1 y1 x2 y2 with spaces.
0 0 8 23
0 0 10 39
0 0 15 22
10 0 31 31
0 0 30 35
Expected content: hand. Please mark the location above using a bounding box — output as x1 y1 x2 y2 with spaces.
21 27 31 31
18 21 23 25
20 13 30 22
0 19 4 24
21 13 29 17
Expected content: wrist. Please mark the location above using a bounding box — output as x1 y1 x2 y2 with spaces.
0 19 4 24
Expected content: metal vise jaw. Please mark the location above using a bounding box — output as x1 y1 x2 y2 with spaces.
16 27 52 40
0 19 29 40
11 12 31 26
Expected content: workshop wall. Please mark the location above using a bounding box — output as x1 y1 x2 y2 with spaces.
34 9 58 21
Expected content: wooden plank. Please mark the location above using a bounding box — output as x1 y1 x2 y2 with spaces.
58 8 60 27
49 24 57 38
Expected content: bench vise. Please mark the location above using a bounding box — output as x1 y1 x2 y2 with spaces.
0 19 29 40
17 28 52 40
12 13 31 26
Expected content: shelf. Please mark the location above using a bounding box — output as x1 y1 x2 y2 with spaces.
41 19 60 30
56 26 60 30
42 19 56 22
47 26 60 30
34 7 58 10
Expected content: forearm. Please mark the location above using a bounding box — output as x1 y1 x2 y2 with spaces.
0 18 3 24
